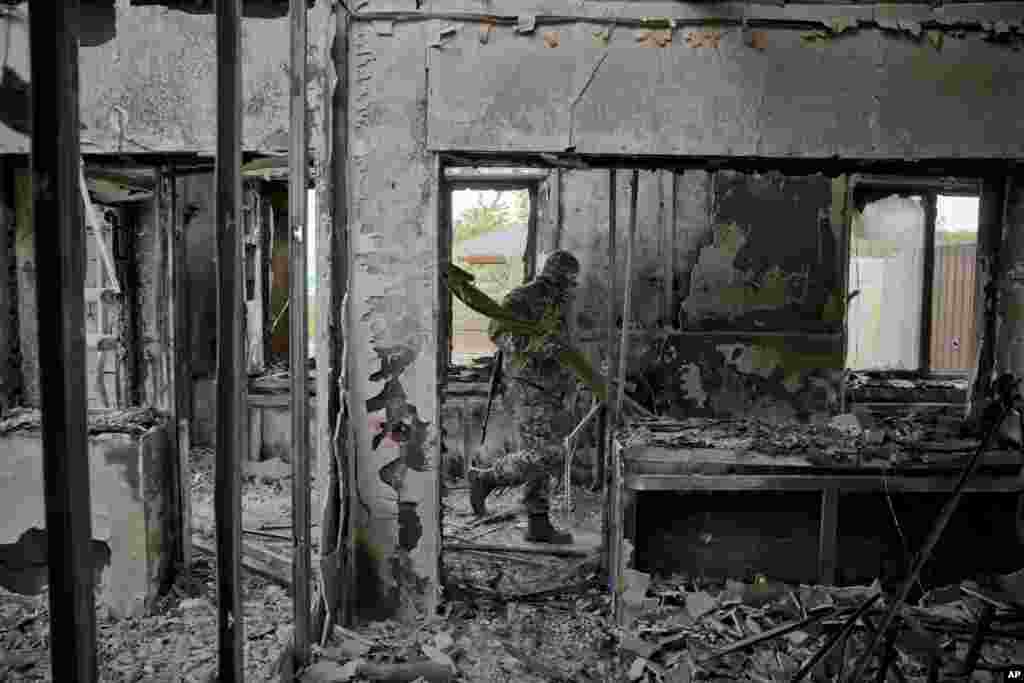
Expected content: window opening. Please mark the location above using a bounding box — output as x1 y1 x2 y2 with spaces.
449 186 531 366
845 186 980 374
847 194 926 371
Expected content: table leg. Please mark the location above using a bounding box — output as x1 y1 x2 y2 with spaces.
608 441 624 623
819 487 839 585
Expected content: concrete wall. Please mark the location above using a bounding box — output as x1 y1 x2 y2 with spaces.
346 20 441 621
343 1 1024 619
426 6 1024 159
0 0 330 155
0 421 176 619
546 168 845 420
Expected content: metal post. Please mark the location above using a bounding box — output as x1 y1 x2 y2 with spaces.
215 0 245 678
29 0 98 679
172 172 193 576
289 0 311 666
614 171 638 424
666 173 678 328
599 169 617 490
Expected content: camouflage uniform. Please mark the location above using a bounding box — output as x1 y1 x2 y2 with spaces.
480 251 579 515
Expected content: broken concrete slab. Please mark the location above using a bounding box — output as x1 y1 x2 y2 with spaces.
0 421 176 619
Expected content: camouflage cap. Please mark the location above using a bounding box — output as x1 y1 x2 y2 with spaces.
540 250 580 281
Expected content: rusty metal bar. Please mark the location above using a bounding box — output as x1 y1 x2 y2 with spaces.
598 169 617 500
172 171 193 578
666 172 677 328
525 184 539 281
289 0 312 666
215 0 245 678
920 193 937 372
614 170 638 424
29 0 98 679
552 169 563 250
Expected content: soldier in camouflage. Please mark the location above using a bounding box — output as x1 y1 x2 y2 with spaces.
468 250 580 544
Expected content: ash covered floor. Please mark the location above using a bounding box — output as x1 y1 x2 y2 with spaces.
2 446 1023 681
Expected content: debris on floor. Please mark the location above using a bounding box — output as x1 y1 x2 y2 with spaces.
0 407 163 437
612 572 1024 682
621 414 1021 469
2 445 1021 682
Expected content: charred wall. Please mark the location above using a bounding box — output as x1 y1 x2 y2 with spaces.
0 160 15 412
552 169 846 421
0 1 330 156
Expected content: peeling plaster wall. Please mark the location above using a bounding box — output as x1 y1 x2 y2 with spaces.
348 21 440 621
0 0 330 155
996 175 1024 376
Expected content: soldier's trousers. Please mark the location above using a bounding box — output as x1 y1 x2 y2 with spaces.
488 379 574 514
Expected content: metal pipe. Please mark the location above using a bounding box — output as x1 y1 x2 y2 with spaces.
614 170 639 424
289 0 312 667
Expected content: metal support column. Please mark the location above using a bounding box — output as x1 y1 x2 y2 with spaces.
215 0 245 678
29 1 98 679
289 0 312 666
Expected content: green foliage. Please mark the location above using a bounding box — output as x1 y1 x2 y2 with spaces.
454 205 509 245
451 190 530 357
453 190 529 245
510 191 529 225
936 230 977 246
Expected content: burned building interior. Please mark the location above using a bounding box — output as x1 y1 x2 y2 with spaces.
2 0 1024 681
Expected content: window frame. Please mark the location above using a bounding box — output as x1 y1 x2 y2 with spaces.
444 171 546 369
847 174 983 377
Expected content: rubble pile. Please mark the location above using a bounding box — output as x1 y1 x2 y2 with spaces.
621 413 1000 468
0 406 163 436
616 573 1024 682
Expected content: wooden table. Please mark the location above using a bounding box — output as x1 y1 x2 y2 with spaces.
607 435 1024 622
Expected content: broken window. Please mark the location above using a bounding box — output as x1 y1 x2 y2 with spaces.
846 182 980 374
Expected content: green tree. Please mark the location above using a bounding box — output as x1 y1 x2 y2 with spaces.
450 190 529 361
510 190 529 226
454 192 511 244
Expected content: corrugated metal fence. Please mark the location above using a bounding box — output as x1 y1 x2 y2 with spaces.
930 243 977 372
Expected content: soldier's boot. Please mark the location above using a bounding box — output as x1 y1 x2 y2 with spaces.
468 467 499 517
524 513 574 545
